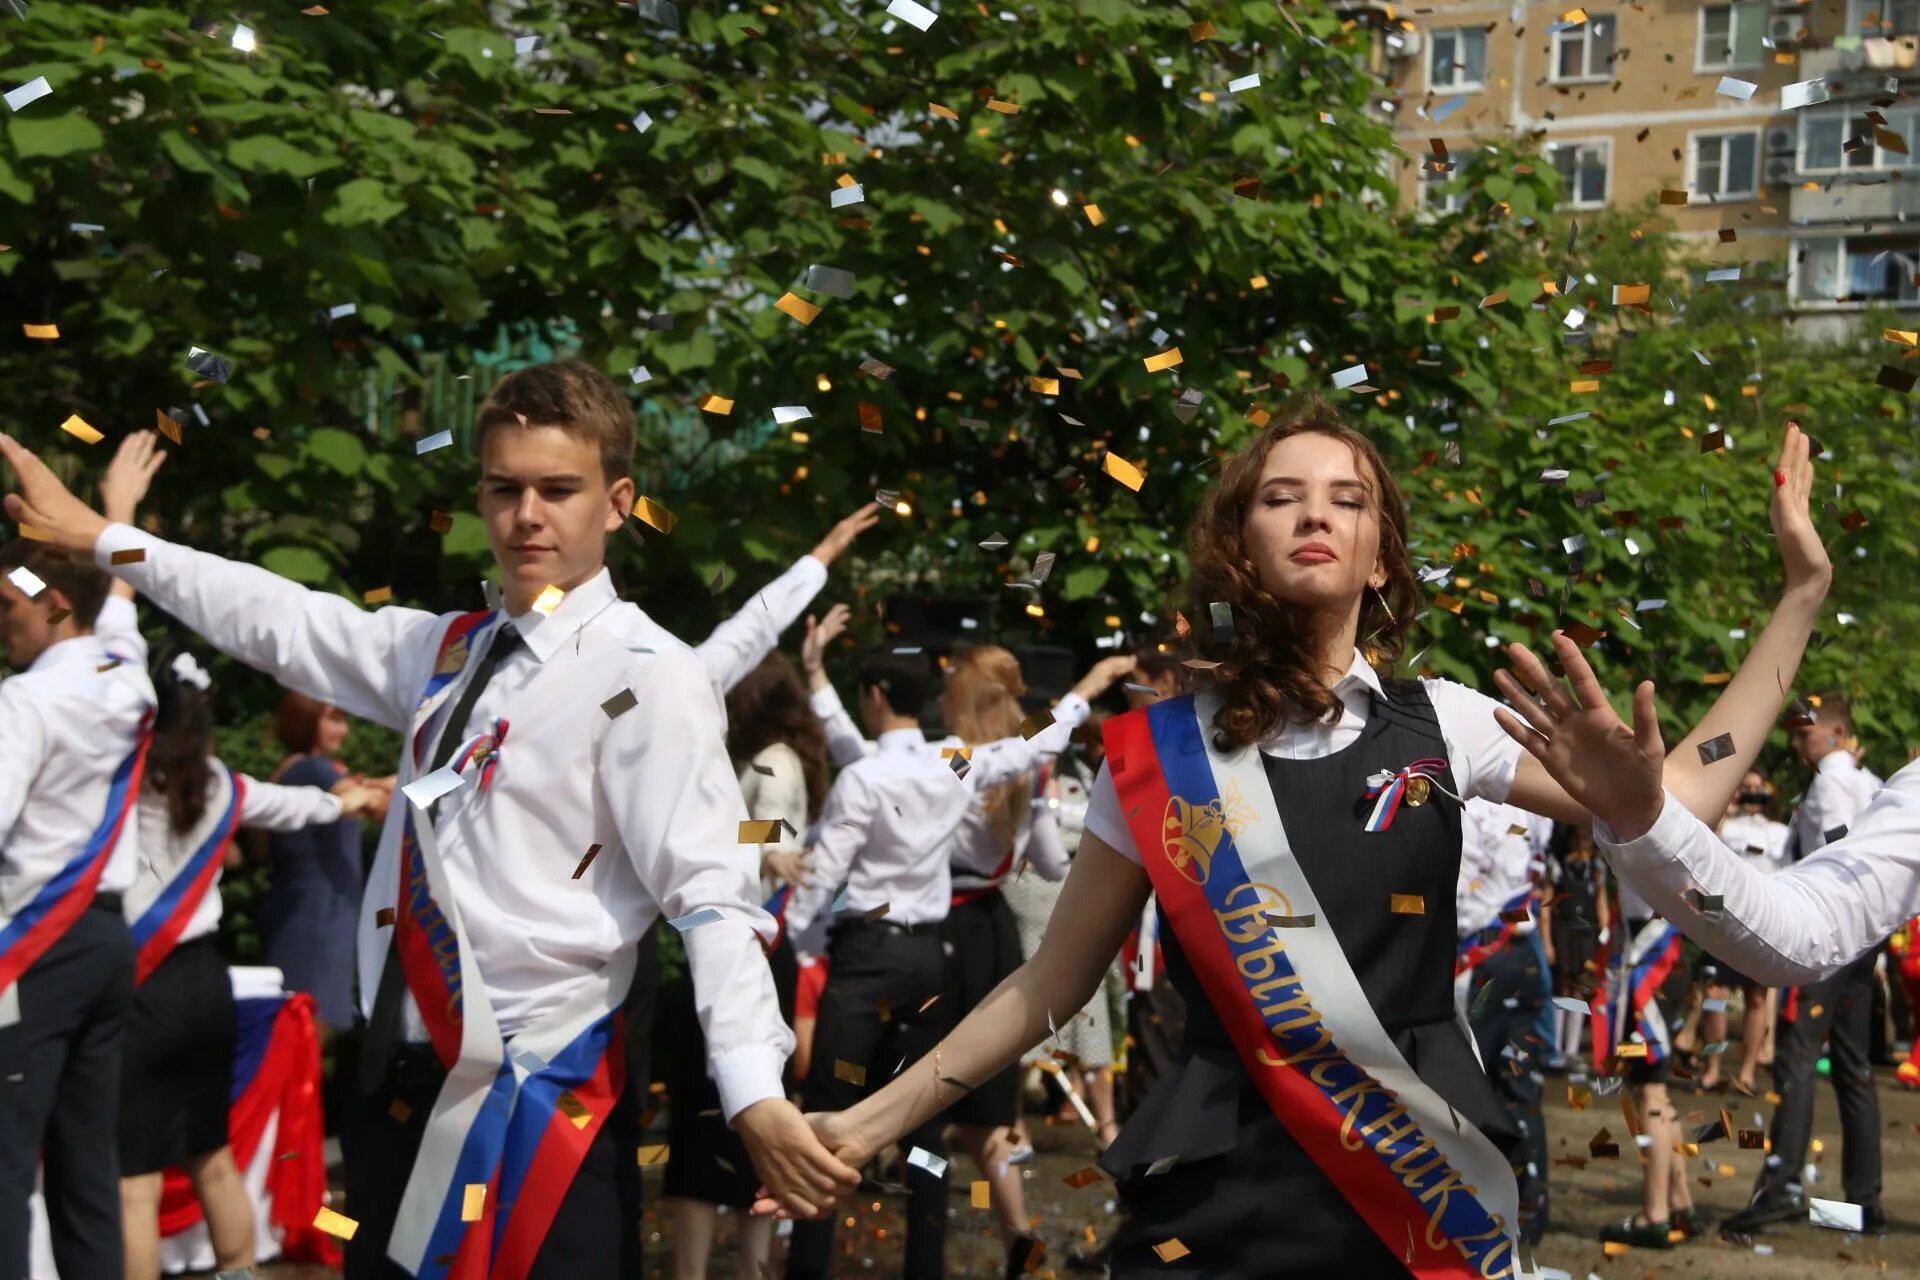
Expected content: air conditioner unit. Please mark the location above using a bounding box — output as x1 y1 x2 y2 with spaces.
1764 155 1797 184
1766 126 1797 154
1768 14 1803 42
1387 27 1422 57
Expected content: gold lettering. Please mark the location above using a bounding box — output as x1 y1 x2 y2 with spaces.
1325 1076 1391 1150
1416 1167 1472 1248
1248 974 1300 1004
1257 1025 1337 1067
1362 1104 1423 1156
1234 935 1289 982
1259 980 1319 1034
1214 891 1276 944
1388 1137 1447 1183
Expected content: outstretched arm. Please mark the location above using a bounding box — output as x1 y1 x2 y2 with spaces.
97 431 166 605
1504 425 1830 826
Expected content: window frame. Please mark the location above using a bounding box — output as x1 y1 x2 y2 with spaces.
1695 2 1766 72
1846 0 1920 36
1417 146 1482 214
1426 26 1488 93
1688 129 1762 199
1797 108 1919 173
1549 13 1616 83
1790 234 1920 309
1545 136 1612 209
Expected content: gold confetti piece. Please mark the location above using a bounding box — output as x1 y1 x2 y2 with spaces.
1249 274 1269 290
739 819 787 843
636 1143 671 1166
16 524 51 542
1560 620 1604 648
1738 1128 1766 1148
697 393 734 415
1569 379 1599 394
632 495 677 534
1019 709 1056 739
388 1098 411 1123
109 549 146 567
362 586 392 605
1063 1165 1106 1188
1568 1085 1593 1110
773 292 822 325
1658 189 1689 205
60 414 102 445
303 3 329 11
971 1181 992 1208
22 323 57 340
602 688 639 719
532 584 565 615
1101 452 1145 491
1189 18 1214 38
313 1206 359 1240
1612 283 1651 305
1433 593 1464 615
253 428 271 441
1614 1042 1649 1059
376 907 395 928
460 1184 486 1221
929 102 959 120
1601 1241 1629 1257
863 901 892 921
1152 1239 1190 1263
1142 347 1183 373
154 409 183 444
555 1092 593 1129
834 1059 867 1086
1886 328 1918 347
1478 291 1508 309
985 99 1020 114
1027 376 1061 395
572 845 602 879
1265 912 1316 928
1560 5 1588 19
858 402 882 433
1082 203 1105 226
1389 894 1424 915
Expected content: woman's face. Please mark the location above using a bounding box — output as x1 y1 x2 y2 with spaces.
314 706 350 757
1241 432 1387 610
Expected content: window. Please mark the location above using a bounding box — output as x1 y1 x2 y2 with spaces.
1428 27 1488 91
1419 148 1482 213
1698 2 1766 68
1793 236 1920 305
1800 110 1919 171
1551 12 1616 81
1691 131 1759 197
1848 0 1920 35
1546 139 1610 207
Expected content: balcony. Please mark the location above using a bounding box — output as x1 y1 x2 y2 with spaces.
1789 171 1920 225
1798 36 1920 95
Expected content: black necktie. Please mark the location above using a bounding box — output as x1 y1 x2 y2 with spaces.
360 623 524 1091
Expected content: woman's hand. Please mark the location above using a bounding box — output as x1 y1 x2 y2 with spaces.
800 602 852 681
763 849 811 887
0 434 111 554
808 504 881 569
1069 654 1137 702
330 776 386 820
99 430 166 526
734 1098 863 1219
749 1110 876 1219
1771 423 1830 599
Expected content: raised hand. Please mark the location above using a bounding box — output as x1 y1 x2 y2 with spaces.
800 601 853 678
750 1110 876 1219
1070 653 1138 702
733 1097 862 1219
1492 632 1667 841
1771 423 1830 598
808 503 882 569
0 434 111 554
99 430 167 526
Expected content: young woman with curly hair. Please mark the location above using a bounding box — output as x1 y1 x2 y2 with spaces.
768 395 1832 1276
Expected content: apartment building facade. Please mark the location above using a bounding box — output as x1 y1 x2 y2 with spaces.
1373 0 1920 316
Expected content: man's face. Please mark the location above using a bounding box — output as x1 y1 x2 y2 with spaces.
0 576 59 671
476 425 633 614
1788 720 1842 767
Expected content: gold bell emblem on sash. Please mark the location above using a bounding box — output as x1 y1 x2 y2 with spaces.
1162 795 1232 886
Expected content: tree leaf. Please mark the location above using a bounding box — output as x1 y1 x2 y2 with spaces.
326 177 410 227
226 134 342 179
261 544 337 585
8 111 104 160
305 427 369 476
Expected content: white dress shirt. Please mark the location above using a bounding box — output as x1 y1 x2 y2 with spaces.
696 556 828 696
1716 811 1791 876
1083 650 1524 863
783 727 969 938
1456 799 1552 938
1596 763 1920 987
1790 750 1879 859
741 742 811 860
0 595 155 907
126 763 344 945
96 523 791 1118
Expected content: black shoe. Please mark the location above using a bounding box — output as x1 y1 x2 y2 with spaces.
1722 1187 1806 1235
1007 1234 1044 1278
1672 1206 1713 1238
1066 1236 1113 1273
1599 1214 1675 1249
1863 1204 1888 1234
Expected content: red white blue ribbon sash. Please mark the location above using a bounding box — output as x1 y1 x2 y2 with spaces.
1106 693 1522 1279
0 712 152 1001
129 764 246 985
1589 918 1682 1068
1454 887 1535 979
384 611 635 1280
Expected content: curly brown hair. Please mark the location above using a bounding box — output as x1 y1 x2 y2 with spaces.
1185 394 1418 751
725 654 831 823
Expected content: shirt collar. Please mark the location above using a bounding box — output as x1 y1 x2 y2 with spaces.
1334 648 1385 702
27 632 107 675
1817 750 1859 778
877 727 929 753
505 569 619 663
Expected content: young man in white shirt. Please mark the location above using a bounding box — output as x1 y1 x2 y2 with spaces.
0 539 157 1280
0 359 857 1280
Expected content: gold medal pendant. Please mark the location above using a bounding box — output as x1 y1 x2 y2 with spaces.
1404 775 1432 807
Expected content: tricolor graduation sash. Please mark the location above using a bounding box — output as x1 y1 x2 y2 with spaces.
384 611 636 1280
129 763 247 985
1589 918 1682 1068
0 705 151 1009
1106 693 1523 1279
1454 887 1535 979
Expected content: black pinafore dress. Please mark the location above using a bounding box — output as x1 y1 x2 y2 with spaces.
1100 682 1522 1279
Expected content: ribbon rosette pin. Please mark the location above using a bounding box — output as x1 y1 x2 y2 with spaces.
1362 757 1451 832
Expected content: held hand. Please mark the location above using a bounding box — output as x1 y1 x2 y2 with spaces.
800 602 852 676
0 434 111 555
1070 654 1138 702
330 778 384 820
750 1110 875 1219
99 430 167 525
1491 633 1666 841
809 503 883 569
1770 423 1830 597
763 849 812 887
735 1098 861 1220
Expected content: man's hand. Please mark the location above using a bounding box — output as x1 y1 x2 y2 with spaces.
330 776 388 820
762 848 811 887
800 602 852 681
1492 632 1666 841
0 434 112 554
1069 654 1137 703
750 1110 876 1219
735 1097 861 1219
100 430 166 526
808 504 882 569
1771 423 1831 598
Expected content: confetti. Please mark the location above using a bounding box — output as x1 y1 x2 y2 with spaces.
359 585 391 605
971 1180 991 1208
1877 365 1915 393
185 346 231 383
1152 1239 1191 1262
4 76 50 111
1331 363 1370 390
416 430 454 455
110 549 146 567
312 1207 359 1240
1389 894 1425 915
1611 283 1650 305
1696 732 1736 764
1019 709 1056 740
401 768 465 808
555 1092 593 1129
669 907 725 932
1028 376 1061 396
1143 348 1183 373
834 1059 867 1086
375 907 395 928
636 1143 671 1166
6 566 47 599
773 405 812 425
1738 1128 1767 1148
1716 76 1757 100
602 688 639 719
572 844 602 879
1781 78 1830 110
1101 452 1145 491
460 1184 486 1222
887 0 939 27
1265 912 1316 928
632 495 677 534
1227 73 1261 93
739 819 793 843
858 402 883 432
21 323 56 339
1082 203 1105 226
697 393 734 415
830 184 865 209
1560 621 1604 648
59 414 102 445
531 585 565 615
907 1146 948 1177
1809 1198 1863 1232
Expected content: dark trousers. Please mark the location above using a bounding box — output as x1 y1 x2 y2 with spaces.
341 1046 643 1279
0 900 134 1280
1467 936 1551 1244
1756 947 1883 1208
787 921 947 1280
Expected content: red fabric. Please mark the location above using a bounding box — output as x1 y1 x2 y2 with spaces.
155 993 340 1266
795 955 829 1022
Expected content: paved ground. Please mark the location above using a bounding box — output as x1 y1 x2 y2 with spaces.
265 1065 1920 1277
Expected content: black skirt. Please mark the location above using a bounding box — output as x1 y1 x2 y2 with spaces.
118 936 236 1175
936 890 1023 1128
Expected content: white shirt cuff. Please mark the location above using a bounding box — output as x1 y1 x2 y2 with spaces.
94 521 159 567
1053 691 1091 728
712 1043 790 1122
809 683 846 720
1594 791 1693 865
